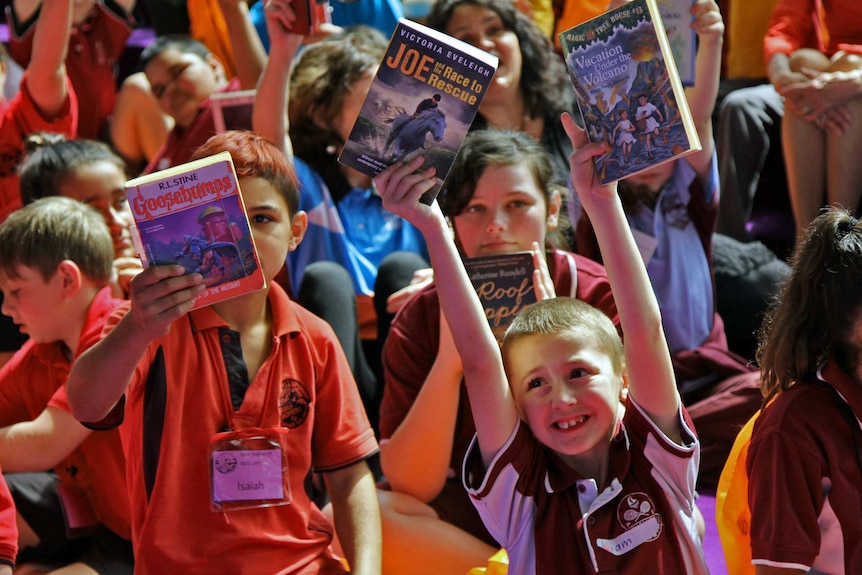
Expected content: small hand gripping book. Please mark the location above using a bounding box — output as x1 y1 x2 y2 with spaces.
559 0 700 185
463 252 537 343
125 151 266 308
338 18 499 205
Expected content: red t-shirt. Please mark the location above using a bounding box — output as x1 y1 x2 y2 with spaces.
0 470 17 568
8 1 133 140
0 288 130 540
96 283 378 575
0 72 77 224
764 0 862 62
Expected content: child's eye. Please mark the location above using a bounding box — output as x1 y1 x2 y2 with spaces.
251 214 274 224
464 204 485 214
569 368 589 380
527 378 545 389
508 200 528 209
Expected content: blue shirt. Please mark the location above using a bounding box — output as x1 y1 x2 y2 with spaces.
250 0 403 51
291 157 428 296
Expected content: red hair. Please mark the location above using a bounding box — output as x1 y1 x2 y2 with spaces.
192 131 300 216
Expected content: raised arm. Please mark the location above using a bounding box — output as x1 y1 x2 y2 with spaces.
217 0 268 90
24 0 73 119
67 265 204 422
683 0 724 176
375 158 518 468
252 0 302 158
562 113 681 441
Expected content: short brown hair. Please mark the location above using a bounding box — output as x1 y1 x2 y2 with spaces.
502 297 624 377
0 197 113 284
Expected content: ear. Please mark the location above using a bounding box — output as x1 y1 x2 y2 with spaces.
546 187 562 231
288 210 309 252
205 53 227 84
618 364 629 404
55 260 84 297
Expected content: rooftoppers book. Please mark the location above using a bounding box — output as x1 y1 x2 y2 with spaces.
559 0 700 185
338 18 498 204
125 151 266 308
463 252 537 343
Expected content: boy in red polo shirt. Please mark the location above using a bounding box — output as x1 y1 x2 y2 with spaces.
373 111 707 573
0 197 131 573
67 131 381 575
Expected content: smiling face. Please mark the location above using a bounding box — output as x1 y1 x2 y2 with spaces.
238 177 307 284
58 161 136 259
145 48 226 129
505 328 624 476
452 163 559 258
444 4 522 107
0 265 65 344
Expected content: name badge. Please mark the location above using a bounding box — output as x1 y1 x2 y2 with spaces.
596 515 662 556
208 428 292 511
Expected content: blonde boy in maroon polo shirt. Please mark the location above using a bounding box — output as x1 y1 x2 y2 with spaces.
373 112 706 573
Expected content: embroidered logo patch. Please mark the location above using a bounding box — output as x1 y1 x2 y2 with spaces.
596 492 663 556
279 378 310 428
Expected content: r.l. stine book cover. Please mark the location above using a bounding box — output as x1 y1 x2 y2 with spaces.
559 0 700 185
125 151 266 308
338 18 498 204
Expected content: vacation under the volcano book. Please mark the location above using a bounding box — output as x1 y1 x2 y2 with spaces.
559 0 700 185
338 18 498 204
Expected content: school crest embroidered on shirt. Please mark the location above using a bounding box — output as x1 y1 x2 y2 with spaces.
279 378 310 428
596 492 663 556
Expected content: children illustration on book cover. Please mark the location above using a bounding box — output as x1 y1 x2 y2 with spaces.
560 0 695 183
339 20 498 202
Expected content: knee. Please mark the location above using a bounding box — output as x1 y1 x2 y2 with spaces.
375 252 430 297
297 262 355 312
789 48 829 72
829 51 862 75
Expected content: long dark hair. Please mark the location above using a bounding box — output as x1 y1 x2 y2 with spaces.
426 0 574 121
757 207 862 401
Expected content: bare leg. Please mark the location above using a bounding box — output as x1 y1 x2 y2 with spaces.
378 490 496 575
783 109 826 238
825 54 862 217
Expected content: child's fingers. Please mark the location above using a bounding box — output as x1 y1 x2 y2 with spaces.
531 241 556 301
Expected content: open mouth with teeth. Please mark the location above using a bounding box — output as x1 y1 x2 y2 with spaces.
554 415 588 430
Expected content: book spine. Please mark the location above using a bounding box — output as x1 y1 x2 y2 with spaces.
644 0 700 151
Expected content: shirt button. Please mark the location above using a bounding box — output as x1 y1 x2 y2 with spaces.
577 484 586 493
588 517 596 525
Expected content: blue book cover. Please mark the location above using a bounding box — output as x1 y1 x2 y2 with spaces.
338 18 498 204
559 0 700 185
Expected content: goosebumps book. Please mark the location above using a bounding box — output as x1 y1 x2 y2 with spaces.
338 18 498 204
125 151 266 308
559 0 700 185
463 252 537 343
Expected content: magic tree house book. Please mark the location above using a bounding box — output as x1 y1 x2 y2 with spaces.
125 151 266 308
559 0 700 185
338 18 498 204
